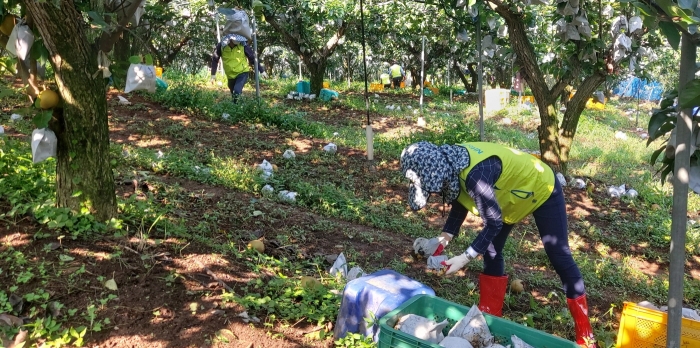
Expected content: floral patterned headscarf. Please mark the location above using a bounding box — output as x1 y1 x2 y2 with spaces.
400 141 471 211
221 33 247 46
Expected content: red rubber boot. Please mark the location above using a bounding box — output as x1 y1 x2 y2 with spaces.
478 273 509 317
567 294 597 347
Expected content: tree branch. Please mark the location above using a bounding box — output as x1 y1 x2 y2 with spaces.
164 36 192 66
264 12 303 57
99 0 144 53
322 21 348 56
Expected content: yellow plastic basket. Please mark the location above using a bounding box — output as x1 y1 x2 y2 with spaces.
370 83 384 92
585 97 605 110
519 96 534 104
617 302 700 347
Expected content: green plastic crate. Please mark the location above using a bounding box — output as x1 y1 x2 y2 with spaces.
378 294 578 348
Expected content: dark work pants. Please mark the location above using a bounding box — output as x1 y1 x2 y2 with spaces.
392 77 402 89
482 178 585 299
227 73 249 103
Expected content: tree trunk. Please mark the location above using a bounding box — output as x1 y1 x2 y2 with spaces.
306 59 327 95
409 68 419 89
453 61 477 92
23 0 117 221
494 63 510 88
113 32 131 83
495 5 567 172
114 31 130 63
559 72 607 163
263 56 275 77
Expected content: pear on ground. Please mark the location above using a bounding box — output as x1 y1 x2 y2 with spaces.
247 239 265 253
301 276 322 290
510 279 524 293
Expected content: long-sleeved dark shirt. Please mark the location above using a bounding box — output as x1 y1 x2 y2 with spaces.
442 156 503 255
210 42 262 76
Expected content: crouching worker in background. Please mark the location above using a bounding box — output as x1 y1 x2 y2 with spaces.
401 141 597 348
210 33 263 103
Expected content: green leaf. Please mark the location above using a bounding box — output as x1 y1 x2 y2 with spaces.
657 0 695 23
659 21 681 50
29 39 50 67
0 56 18 74
633 1 654 15
660 163 674 184
642 14 658 30
656 122 677 140
87 11 110 32
32 110 53 129
650 147 665 165
660 90 679 109
128 55 142 64
679 79 700 109
59 254 75 262
144 54 153 66
647 110 675 141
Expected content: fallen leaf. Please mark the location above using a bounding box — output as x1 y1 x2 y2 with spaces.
252 210 263 217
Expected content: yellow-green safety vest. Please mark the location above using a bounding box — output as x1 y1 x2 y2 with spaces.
380 73 391 85
390 64 402 78
455 142 555 224
222 45 248 79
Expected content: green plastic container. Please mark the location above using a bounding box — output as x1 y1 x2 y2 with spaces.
378 295 578 348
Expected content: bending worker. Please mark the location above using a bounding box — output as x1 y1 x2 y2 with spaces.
401 141 596 348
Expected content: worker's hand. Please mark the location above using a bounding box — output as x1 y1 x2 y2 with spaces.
413 233 452 257
442 253 472 275
261 71 269 79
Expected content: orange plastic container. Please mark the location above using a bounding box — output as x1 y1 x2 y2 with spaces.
155 67 163 78
323 81 330 88
400 81 406 88
616 302 700 347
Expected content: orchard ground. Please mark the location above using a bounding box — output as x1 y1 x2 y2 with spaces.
1 77 696 348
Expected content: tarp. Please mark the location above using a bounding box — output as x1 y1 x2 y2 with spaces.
612 76 664 102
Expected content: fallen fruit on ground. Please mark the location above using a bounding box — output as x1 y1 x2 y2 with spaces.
247 239 265 253
301 276 321 290
39 90 60 109
511 279 524 293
